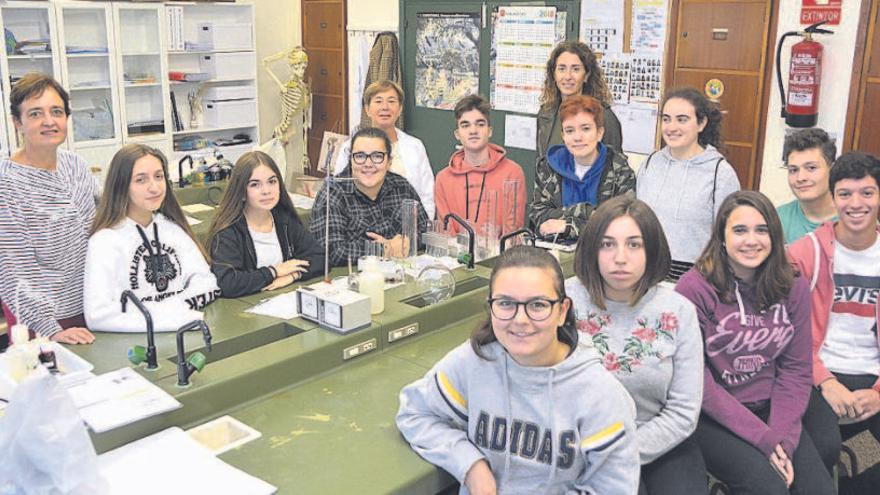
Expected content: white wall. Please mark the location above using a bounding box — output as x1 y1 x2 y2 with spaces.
254 0 302 178
347 0 398 30
759 0 863 204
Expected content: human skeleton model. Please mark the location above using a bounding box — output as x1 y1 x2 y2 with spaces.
263 47 311 148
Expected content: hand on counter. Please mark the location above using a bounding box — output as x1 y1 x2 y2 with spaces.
274 259 309 278
262 273 297 292
50 326 95 345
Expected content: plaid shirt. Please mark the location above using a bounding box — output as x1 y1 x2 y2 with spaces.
309 171 429 266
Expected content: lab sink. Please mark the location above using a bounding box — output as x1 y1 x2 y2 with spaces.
401 276 490 308
167 321 309 365
173 181 228 206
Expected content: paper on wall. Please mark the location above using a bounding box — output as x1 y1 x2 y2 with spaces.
614 103 658 155
503 114 537 151
631 0 668 55
580 0 625 54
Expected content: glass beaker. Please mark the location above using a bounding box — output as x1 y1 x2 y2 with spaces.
400 198 419 259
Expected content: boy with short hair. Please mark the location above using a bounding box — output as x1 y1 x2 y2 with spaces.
788 152 880 494
434 94 526 235
777 128 838 244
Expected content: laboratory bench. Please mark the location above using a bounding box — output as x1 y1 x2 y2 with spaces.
66 250 572 493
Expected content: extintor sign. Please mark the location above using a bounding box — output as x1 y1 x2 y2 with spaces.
801 0 842 26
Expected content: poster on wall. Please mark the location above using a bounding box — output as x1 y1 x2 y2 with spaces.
801 0 842 26
630 0 667 55
580 0 625 54
414 13 480 110
492 6 557 114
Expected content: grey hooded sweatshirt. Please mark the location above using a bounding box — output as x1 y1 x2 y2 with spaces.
636 145 740 263
397 340 639 495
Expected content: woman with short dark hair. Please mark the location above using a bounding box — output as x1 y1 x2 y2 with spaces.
0 72 98 344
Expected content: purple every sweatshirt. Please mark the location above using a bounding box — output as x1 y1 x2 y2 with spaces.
675 268 812 458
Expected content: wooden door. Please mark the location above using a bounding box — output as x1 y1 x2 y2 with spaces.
847 0 880 156
666 0 776 189
302 0 347 173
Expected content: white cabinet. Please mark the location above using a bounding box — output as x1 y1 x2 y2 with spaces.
166 2 259 173
0 1 62 150
55 1 122 150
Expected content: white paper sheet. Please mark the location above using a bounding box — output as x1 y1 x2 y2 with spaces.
66 367 181 433
185 215 202 226
98 427 276 495
245 292 300 320
181 203 214 214
613 103 659 155
503 114 537 151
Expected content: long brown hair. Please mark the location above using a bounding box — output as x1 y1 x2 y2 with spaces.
695 191 794 310
470 246 577 360
574 196 671 310
92 144 207 260
206 151 301 253
539 41 611 112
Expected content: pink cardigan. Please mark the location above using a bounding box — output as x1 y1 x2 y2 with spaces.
787 221 880 391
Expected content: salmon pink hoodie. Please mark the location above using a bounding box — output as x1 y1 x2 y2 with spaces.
434 143 526 235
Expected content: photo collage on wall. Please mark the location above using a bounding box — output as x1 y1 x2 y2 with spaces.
629 56 661 102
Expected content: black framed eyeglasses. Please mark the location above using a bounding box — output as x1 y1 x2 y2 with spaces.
351 151 387 165
487 297 562 321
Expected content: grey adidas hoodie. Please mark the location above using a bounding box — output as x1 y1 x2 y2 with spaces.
635 145 740 263
397 340 639 495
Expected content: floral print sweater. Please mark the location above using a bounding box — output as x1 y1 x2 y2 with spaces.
566 279 705 464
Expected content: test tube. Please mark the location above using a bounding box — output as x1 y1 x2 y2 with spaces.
400 198 419 259
478 190 499 260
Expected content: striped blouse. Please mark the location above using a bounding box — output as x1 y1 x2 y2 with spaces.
0 150 99 336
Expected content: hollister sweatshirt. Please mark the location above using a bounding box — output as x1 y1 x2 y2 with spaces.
84 213 220 332
397 340 639 495
675 268 812 458
566 280 704 465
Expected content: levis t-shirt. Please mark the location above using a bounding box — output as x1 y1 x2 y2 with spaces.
820 238 880 376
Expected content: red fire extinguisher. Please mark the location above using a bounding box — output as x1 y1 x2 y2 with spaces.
775 21 833 128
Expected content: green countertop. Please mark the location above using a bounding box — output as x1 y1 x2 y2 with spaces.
219 317 477 494
65 250 574 492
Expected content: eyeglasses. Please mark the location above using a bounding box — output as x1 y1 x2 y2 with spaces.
487 297 562 321
351 151 387 165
